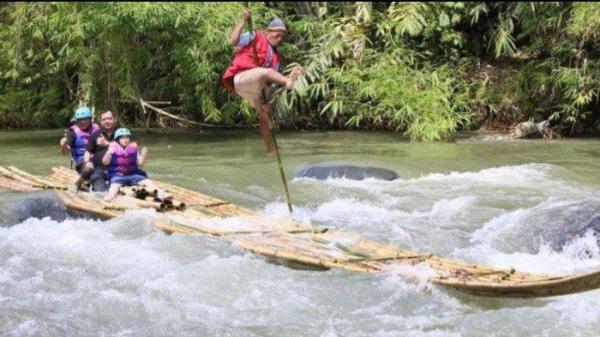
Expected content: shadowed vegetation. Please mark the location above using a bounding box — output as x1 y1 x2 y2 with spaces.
1 2 598 140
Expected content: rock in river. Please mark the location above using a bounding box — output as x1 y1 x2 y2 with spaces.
296 164 399 181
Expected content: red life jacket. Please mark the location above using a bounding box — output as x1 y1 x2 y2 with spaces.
222 31 281 91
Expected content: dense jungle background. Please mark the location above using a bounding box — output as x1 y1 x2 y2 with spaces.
1 2 599 140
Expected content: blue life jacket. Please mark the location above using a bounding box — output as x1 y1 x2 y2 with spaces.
70 124 100 165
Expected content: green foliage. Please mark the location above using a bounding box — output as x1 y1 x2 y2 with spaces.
0 2 280 127
0 2 598 138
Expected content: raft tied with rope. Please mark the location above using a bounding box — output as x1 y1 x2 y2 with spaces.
1 165 599 298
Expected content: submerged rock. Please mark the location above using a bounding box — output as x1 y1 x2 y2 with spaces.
17 195 68 223
0 192 68 226
556 215 600 255
296 164 399 181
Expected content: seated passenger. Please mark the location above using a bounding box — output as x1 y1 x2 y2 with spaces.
59 106 100 190
83 109 119 192
102 128 171 202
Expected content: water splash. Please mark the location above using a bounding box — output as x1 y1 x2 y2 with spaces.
2 162 600 336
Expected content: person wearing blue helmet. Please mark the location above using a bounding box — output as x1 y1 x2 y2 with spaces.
59 106 100 190
101 128 171 202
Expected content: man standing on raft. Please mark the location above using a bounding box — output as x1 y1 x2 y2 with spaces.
222 9 303 156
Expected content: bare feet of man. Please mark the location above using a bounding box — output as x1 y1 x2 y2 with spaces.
266 143 278 157
285 65 304 90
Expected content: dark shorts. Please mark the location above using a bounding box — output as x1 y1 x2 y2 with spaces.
75 164 94 179
75 162 85 174
109 170 148 186
90 167 108 192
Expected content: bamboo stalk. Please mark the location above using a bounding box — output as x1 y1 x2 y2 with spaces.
0 176 37 192
7 166 67 189
9 165 600 297
0 166 40 187
342 253 432 263
242 3 293 215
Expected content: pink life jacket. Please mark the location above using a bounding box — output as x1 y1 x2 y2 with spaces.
222 31 281 91
108 143 138 177
70 123 100 165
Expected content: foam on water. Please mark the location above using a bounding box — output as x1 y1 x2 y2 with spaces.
1 213 436 336
257 164 600 336
2 162 600 336
278 163 600 275
469 233 600 275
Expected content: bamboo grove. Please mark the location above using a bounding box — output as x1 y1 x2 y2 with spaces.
1 2 599 140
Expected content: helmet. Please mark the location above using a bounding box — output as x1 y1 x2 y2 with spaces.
75 106 93 120
114 128 132 140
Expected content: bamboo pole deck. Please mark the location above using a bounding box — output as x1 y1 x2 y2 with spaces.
1 165 599 298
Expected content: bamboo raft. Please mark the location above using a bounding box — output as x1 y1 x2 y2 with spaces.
1 165 599 298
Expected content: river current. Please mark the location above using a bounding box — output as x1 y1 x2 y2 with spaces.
1 129 599 336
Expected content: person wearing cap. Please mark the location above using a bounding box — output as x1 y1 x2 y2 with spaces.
102 128 171 202
222 8 303 156
59 106 101 190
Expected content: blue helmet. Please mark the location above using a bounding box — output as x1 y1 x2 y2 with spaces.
114 128 132 140
75 106 93 120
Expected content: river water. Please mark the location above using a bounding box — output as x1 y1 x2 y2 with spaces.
1 129 599 337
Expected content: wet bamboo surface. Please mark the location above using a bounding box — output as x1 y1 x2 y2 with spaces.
1 165 599 298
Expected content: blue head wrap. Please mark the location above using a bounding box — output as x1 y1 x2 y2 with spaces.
268 18 286 31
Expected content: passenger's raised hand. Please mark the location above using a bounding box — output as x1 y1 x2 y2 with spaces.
140 146 148 157
107 141 118 154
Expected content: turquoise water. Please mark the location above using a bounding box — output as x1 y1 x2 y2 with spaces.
1 129 599 336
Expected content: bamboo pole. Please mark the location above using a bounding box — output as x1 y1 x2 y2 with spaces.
244 3 293 215
7 166 66 190
9 165 600 297
0 176 37 192
0 166 40 186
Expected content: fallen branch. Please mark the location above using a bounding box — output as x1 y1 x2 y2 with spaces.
145 100 172 105
139 97 202 128
138 97 250 129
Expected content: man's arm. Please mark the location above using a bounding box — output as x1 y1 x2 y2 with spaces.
86 132 98 153
83 151 93 167
83 132 99 168
59 136 69 154
60 129 75 155
230 8 251 46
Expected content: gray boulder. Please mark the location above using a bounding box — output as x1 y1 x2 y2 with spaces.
556 215 600 255
296 165 399 181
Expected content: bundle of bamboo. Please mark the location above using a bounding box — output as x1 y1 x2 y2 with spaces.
1 165 599 298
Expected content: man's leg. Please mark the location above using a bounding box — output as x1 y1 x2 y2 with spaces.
76 167 94 191
73 164 86 190
247 96 277 156
260 67 303 90
90 167 108 192
234 68 303 156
